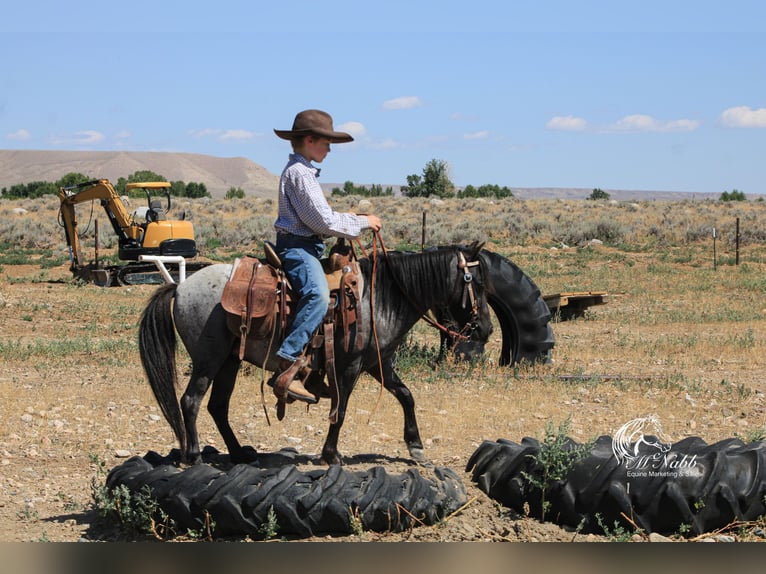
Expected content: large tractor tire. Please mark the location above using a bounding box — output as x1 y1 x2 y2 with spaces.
105 449 467 539
467 435 766 536
480 250 554 365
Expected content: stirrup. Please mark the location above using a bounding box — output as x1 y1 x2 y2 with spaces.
268 358 317 405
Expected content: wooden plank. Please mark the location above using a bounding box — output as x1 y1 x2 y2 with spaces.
543 291 608 320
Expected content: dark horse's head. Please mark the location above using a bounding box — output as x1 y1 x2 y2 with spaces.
426 242 493 361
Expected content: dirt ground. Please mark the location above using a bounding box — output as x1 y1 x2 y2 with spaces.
0 255 764 543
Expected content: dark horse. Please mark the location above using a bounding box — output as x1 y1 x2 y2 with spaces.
139 243 492 466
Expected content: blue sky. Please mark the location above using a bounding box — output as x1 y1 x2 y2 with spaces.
1 1 765 194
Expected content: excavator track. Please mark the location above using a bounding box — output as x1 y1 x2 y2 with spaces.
115 261 211 286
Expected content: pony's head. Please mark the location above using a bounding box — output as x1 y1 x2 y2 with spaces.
432 242 493 361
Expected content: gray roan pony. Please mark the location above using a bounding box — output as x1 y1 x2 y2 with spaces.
138 242 492 466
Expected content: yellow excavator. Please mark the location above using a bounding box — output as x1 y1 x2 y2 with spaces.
58 179 207 285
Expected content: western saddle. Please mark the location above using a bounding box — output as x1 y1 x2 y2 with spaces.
220 239 363 423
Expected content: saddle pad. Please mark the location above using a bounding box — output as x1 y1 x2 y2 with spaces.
221 257 279 319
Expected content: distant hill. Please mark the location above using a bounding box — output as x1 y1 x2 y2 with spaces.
0 150 280 198
0 149 726 201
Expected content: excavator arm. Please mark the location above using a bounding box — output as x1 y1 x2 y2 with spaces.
58 179 143 270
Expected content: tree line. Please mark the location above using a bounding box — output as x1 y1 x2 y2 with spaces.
1 170 211 199
719 189 747 202
401 159 513 199
332 159 514 200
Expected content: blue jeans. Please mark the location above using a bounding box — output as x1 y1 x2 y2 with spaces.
275 234 331 362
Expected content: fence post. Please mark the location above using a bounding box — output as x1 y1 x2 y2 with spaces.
736 217 740 265
712 227 717 271
95 219 100 268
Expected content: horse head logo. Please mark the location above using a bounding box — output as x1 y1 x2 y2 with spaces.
612 415 672 465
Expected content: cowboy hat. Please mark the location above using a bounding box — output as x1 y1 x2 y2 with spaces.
274 109 354 143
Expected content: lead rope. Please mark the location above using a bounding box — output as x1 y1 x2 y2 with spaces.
349 231 388 423
259 283 283 427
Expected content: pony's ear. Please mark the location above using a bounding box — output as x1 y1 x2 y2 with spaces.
465 240 485 259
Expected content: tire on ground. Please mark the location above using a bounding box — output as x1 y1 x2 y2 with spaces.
105 450 467 538
467 435 766 535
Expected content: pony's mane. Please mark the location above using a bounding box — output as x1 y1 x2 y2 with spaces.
361 246 468 315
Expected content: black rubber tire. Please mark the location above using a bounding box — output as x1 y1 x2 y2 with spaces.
480 250 554 365
467 435 766 536
105 449 467 539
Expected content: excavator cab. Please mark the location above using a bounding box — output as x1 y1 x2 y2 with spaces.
121 182 196 260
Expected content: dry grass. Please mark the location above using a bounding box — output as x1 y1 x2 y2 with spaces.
1 194 764 447
0 194 765 541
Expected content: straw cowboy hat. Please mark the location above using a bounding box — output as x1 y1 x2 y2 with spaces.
274 109 354 143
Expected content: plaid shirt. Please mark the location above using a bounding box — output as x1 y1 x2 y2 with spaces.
274 154 368 239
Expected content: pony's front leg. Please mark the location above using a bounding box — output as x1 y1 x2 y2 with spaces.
321 420 344 466
371 358 425 462
180 372 212 464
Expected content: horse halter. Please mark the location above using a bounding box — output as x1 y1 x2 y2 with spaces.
417 250 483 343
458 251 480 316
450 251 483 340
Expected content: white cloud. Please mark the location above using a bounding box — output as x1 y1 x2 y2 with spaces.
720 105 766 128
51 130 105 145
114 130 131 140
220 129 255 141
7 129 31 141
607 114 699 133
463 130 490 140
189 128 257 141
546 115 587 131
662 119 700 131
382 96 423 110
76 130 105 143
611 114 658 131
188 128 222 138
374 138 402 149
337 121 366 137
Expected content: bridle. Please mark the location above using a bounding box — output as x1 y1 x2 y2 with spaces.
418 250 483 345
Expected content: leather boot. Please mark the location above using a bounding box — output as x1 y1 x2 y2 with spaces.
269 357 318 404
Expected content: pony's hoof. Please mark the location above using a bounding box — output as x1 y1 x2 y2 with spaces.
184 454 204 467
230 446 258 464
408 447 426 462
320 452 343 466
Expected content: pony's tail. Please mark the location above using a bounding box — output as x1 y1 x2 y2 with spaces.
139 283 186 454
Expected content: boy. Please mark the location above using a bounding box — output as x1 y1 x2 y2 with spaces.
271 109 382 404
